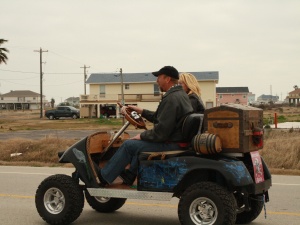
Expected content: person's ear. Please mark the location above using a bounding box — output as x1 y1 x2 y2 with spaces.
166 76 171 83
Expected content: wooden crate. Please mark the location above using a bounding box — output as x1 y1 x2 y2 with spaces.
204 104 264 153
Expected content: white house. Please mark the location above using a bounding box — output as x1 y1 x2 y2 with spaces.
64 97 80 106
0 90 47 110
80 71 219 118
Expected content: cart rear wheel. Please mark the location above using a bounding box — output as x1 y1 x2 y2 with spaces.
35 174 84 225
235 194 264 224
178 182 236 225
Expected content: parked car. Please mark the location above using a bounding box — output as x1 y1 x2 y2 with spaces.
100 105 116 118
45 106 80 119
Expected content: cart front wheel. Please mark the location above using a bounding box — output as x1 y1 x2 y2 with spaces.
35 174 84 225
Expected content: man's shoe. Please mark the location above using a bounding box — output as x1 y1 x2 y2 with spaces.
92 162 108 186
119 169 136 185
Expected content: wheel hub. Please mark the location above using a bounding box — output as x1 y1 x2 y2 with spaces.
44 188 65 214
190 197 218 225
94 196 110 203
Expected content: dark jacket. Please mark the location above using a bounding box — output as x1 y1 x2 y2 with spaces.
140 85 193 142
189 93 205 114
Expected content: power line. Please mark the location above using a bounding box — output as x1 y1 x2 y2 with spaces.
0 79 82 86
49 50 84 65
0 68 39 74
0 76 38 80
45 72 82 74
0 68 81 74
44 80 82 86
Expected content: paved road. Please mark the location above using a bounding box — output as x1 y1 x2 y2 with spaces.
0 129 141 140
0 166 299 225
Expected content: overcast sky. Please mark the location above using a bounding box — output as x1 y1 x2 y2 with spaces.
1 0 299 103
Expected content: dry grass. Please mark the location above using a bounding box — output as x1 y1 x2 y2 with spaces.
0 109 149 132
261 129 300 173
0 130 299 176
263 106 300 123
0 109 300 176
0 137 77 167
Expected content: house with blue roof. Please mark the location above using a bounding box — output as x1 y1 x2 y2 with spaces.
80 71 219 118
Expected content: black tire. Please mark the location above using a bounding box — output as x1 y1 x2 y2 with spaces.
35 174 84 225
84 189 126 213
178 182 236 225
72 114 78 119
48 114 54 120
235 195 264 224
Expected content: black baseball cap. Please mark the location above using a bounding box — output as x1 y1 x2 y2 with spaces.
152 66 179 79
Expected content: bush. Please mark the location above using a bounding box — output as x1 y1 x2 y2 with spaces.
277 115 287 123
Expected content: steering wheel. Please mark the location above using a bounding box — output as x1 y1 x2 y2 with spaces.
117 102 146 129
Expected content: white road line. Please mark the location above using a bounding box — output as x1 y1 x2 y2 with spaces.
272 183 300 186
0 172 54 175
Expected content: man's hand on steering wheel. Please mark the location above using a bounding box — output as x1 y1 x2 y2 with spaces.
122 105 143 115
118 103 147 130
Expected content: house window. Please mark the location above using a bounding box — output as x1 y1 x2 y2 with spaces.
1 97 3 100
125 84 130 90
18 97 25 102
206 102 213 109
243 95 246 98
219 94 222 99
100 85 105 98
33 97 36 100
154 84 160 96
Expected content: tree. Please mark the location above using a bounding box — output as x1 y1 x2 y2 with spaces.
0 39 9 64
50 98 55 108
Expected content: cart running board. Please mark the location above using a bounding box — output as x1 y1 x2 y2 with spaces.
87 188 174 201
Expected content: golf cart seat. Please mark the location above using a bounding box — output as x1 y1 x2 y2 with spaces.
182 113 204 142
140 113 204 160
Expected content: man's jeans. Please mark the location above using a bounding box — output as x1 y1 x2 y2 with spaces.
101 139 180 184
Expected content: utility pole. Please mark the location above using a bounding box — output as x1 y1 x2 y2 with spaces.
120 68 125 124
34 47 48 118
80 65 90 95
120 68 124 105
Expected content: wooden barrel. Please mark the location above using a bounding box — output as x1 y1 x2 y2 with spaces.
192 133 222 154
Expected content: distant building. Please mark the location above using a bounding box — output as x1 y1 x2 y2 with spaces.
0 90 47 110
81 71 219 118
248 92 256 104
216 87 249 106
65 97 80 106
257 94 279 103
288 88 300 105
